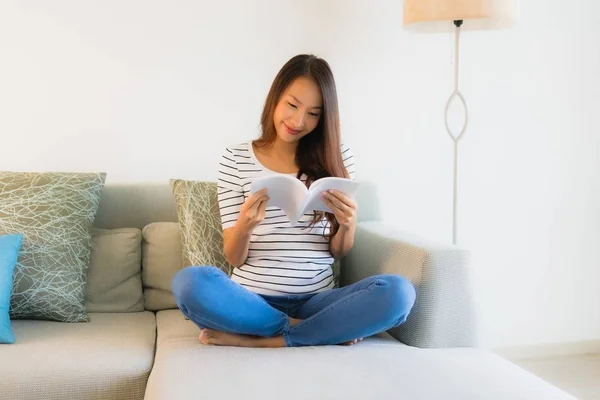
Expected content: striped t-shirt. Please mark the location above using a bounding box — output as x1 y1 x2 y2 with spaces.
217 141 356 296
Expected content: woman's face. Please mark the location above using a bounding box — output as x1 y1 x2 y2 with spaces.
273 76 323 145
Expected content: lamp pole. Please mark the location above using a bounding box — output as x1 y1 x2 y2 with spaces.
445 19 469 245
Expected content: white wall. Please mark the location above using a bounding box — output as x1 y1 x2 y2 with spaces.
1 0 599 349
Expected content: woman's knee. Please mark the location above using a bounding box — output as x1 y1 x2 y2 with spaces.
171 265 224 307
376 275 417 323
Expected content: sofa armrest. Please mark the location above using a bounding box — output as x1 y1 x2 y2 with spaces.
340 221 479 349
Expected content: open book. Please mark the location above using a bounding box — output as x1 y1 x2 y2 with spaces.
250 174 360 227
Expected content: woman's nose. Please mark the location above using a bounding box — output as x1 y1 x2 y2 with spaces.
290 111 305 129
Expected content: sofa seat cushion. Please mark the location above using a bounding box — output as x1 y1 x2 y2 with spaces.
0 312 156 400
146 310 574 400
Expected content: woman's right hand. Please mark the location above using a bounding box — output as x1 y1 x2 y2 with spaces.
236 188 269 234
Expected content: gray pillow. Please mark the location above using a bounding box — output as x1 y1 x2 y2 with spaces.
141 222 183 311
0 172 106 322
85 228 144 313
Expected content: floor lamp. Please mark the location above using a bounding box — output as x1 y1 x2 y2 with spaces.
402 1 518 245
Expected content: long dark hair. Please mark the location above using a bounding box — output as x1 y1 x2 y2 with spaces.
254 54 348 237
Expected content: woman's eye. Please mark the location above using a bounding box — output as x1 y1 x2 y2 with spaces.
287 102 297 109
309 112 320 117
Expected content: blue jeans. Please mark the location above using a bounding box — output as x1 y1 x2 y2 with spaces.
172 266 416 347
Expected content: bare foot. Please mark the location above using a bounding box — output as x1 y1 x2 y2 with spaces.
199 329 286 348
199 329 252 347
341 338 364 346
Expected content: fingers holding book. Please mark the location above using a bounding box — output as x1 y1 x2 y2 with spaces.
239 188 270 232
321 189 357 228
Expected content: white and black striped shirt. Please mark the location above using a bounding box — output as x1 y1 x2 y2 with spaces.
217 141 356 296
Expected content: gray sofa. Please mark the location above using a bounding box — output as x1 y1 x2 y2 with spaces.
0 183 575 400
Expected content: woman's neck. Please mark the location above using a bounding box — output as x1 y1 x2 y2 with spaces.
252 136 299 174
271 136 297 159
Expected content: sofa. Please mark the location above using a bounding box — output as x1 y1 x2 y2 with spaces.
0 182 575 400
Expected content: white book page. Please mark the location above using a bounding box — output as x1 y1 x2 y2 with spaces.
250 174 307 225
300 177 361 215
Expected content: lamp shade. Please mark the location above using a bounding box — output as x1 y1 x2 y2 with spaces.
403 0 518 32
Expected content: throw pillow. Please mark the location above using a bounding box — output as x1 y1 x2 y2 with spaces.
0 172 106 322
85 228 144 313
169 179 231 275
0 234 23 344
141 222 183 311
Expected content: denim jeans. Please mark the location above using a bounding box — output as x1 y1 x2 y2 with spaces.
172 266 416 347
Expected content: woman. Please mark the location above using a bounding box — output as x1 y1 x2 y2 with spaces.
172 54 416 348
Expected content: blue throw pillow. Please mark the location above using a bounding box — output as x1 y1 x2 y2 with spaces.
0 233 23 344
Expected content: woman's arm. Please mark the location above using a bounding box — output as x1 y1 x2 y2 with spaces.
322 190 358 260
223 189 269 267
329 221 356 260
217 146 269 267
223 226 252 268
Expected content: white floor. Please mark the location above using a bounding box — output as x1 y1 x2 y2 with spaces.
510 353 600 399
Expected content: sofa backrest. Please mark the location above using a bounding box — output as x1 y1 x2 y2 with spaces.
93 180 381 230
94 183 178 230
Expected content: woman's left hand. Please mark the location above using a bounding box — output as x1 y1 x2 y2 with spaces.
322 190 357 228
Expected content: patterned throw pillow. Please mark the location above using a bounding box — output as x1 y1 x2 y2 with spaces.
0 172 106 322
169 179 232 275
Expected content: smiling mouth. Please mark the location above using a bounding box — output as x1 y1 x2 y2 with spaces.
284 123 301 135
